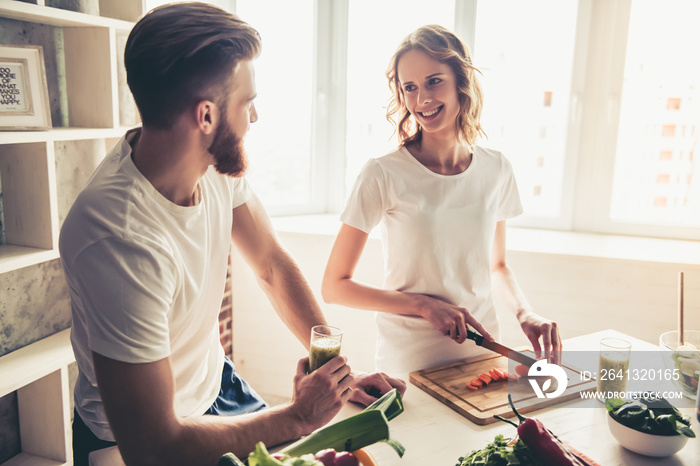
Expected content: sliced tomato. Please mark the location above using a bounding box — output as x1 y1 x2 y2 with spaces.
496 368 510 380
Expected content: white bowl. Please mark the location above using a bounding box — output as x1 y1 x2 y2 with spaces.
659 330 700 399
607 414 688 457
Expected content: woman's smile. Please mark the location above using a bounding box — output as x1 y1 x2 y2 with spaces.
418 105 443 119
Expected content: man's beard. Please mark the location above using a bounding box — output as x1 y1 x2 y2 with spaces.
208 115 248 177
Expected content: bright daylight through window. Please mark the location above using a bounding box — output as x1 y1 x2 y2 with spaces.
609 0 700 230
235 0 315 210
146 0 699 241
472 0 578 222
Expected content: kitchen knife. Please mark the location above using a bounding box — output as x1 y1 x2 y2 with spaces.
465 329 539 367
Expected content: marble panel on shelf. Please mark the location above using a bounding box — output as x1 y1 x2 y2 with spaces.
54 138 107 226
0 258 71 357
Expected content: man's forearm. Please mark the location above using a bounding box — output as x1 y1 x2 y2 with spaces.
95 353 316 466
158 403 306 466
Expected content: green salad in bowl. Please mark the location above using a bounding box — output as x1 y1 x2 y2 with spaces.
606 397 695 457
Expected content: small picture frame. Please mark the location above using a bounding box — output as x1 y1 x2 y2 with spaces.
0 45 52 130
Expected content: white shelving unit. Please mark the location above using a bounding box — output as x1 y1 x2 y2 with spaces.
0 0 142 275
1 1 144 464
0 329 75 466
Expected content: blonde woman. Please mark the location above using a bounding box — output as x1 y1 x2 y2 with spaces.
322 25 561 378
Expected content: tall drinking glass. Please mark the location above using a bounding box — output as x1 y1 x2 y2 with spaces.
597 338 631 400
309 325 343 372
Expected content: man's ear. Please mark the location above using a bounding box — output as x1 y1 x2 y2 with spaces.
195 100 217 135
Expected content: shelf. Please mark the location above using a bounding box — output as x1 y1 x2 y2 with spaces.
0 245 59 275
0 0 134 31
0 127 134 145
1 3 142 465
0 142 58 269
0 329 74 466
0 329 73 397
3 453 66 466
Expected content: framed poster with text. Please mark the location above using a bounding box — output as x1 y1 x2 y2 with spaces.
0 45 52 130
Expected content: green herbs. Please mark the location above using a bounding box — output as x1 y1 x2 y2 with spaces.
456 434 544 466
606 397 696 438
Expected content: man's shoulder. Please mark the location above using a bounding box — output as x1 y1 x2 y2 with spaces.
59 138 158 265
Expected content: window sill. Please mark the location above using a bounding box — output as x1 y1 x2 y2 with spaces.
271 214 700 266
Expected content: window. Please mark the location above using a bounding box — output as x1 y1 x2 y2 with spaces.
235 0 315 212
344 0 456 193
473 0 579 222
142 1 699 240
608 0 700 233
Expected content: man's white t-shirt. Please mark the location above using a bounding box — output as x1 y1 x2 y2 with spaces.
340 145 523 377
59 129 251 441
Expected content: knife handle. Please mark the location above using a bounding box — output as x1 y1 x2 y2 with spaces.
465 329 484 345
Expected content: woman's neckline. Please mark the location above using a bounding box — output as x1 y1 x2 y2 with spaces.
401 144 476 178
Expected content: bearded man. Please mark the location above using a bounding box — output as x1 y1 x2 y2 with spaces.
59 3 404 465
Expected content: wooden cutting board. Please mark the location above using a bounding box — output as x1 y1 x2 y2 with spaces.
409 351 597 425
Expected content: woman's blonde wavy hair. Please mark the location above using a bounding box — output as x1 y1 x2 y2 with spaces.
386 24 485 147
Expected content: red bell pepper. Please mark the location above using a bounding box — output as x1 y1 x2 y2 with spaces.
496 395 599 466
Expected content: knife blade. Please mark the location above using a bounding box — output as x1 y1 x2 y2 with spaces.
465 329 539 367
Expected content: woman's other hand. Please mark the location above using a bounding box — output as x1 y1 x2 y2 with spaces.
348 371 407 406
518 309 562 364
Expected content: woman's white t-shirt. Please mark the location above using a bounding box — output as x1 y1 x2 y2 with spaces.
340 145 523 378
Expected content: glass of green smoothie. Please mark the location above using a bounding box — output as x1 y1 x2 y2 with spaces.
597 337 631 400
309 325 343 372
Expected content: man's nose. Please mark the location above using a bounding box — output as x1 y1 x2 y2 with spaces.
250 103 258 123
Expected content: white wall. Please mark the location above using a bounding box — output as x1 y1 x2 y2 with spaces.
231 226 700 401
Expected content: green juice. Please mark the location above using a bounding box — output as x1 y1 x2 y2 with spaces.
309 337 341 372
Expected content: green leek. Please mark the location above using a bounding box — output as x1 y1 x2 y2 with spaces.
363 388 404 421
280 388 405 458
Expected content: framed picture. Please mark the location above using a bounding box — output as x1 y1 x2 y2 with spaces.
0 45 52 130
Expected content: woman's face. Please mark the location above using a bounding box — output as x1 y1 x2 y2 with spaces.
397 48 460 139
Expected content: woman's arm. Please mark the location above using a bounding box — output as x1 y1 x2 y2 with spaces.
322 223 493 344
490 220 562 361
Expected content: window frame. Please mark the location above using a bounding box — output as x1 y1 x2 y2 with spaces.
245 0 699 241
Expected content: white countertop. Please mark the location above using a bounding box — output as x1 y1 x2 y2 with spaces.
88 329 699 466
350 329 700 466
